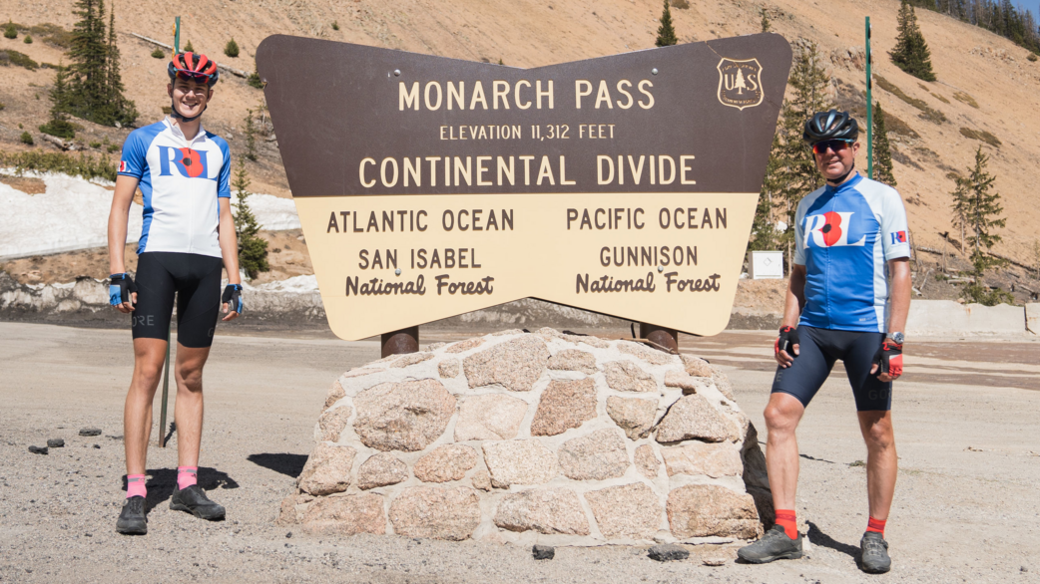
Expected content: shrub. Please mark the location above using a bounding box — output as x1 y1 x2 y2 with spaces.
0 149 117 182
0 49 40 70
89 141 101 148
161 106 171 114
959 127 1001 148
20 132 33 145
4 21 16 39
1029 53 1038 62
671 0 690 8
183 40 194 53
151 47 165 59
23 35 32 44
875 76 945 124
331 20 340 31
107 144 119 153
39 119 76 139
0 102 4 110
28 23 73 49
224 38 239 58
247 71 263 89
952 91 978 108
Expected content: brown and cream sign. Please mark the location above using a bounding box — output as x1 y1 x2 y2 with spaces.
256 34 792 341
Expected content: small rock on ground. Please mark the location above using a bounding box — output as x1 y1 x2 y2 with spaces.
28 446 48 455
47 438 64 448
79 427 101 436
648 543 689 562
532 544 555 560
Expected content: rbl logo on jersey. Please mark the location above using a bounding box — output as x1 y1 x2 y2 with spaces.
157 146 211 179
890 231 907 244
118 160 127 173
804 211 866 248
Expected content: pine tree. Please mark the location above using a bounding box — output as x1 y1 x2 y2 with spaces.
771 40 834 267
183 40 194 53
103 4 137 126
760 8 772 33
243 108 257 162
951 146 1011 305
890 0 937 81
4 21 16 39
40 64 76 139
656 0 678 47
224 38 239 58
231 157 270 279
749 133 782 251
872 100 897 186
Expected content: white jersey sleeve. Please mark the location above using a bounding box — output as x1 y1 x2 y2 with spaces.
879 187 911 261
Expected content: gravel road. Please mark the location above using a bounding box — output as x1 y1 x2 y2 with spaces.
1 323 1038 583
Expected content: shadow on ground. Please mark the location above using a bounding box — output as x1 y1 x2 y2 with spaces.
247 453 308 478
121 467 240 513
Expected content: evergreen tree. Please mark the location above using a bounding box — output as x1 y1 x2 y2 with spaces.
224 38 239 58
4 21 16 39
749 133 782 251
872 100 897 186
760 8 772 33
770 40 834 267
183 40 194 53
103 4 137 126
656 0 678 47
890 0 937 81
244 108 257 162
40 64 76 139
951 146 1011 305
231 157 270 279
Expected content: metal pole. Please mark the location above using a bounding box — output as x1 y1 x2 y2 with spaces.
174 16 180 53
381 326 419 358
158 325 171 446
866 16 873 180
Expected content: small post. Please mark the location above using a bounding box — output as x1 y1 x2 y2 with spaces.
639 322 679 353
174 16 180 54
158 325 171 447
866 16 873 179
381 326 419 358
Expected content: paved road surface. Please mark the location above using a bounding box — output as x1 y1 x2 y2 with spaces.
1 323 1038 583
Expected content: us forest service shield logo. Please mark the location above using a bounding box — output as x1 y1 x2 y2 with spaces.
717 58 764 110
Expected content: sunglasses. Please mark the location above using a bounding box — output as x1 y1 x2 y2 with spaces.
173 69 214 84
812 139 854 155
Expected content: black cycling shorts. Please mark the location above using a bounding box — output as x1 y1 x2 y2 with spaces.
771 326 892 412
131 252 223 348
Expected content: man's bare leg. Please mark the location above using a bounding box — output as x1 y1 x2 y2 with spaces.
172 344 211 469
857 410 897 520
124 338 169 476
764 392 806 512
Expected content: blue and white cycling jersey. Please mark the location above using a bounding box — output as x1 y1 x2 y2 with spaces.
793 173 910 333
118 117 231 258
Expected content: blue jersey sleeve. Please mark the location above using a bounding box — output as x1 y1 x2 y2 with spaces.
118 129 149 179
213 135 232 199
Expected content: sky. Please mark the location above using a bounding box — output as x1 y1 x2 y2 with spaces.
1021 0 1040 22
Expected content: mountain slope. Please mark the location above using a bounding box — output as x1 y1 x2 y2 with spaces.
2 0 1039 268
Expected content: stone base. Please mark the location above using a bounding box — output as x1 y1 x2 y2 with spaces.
281 328 770 545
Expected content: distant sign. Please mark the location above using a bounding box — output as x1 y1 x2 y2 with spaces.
257 34 792 341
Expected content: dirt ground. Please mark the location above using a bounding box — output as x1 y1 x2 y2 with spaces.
1 322 1038 583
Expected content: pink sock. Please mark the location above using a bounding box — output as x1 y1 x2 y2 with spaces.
177 466 198 490
126 474 146 499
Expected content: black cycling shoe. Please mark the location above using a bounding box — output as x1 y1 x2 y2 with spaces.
860 531 892 574
170 485 226 521
116 496 147 535
737 524 803 564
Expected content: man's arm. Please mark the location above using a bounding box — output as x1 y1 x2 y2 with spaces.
107 175 139 313
871 257 911 382
776 264 807 367
217 198 241 321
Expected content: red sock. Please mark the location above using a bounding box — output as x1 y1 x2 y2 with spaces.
775 509 798 539
867 516 886 537
126 474 146 499
177 466 198 490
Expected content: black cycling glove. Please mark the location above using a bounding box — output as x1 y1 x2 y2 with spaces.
222 284 243 314
873 340 903 377
109 273 137 307
775 325 799 357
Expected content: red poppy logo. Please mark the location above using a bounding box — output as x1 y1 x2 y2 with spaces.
176 148 204 178
820 211 843 247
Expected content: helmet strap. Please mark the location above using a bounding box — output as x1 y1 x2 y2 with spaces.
827 162 856 186
170 96 206 123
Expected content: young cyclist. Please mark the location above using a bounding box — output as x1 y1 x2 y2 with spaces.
107 52 245 535
737 110 911 573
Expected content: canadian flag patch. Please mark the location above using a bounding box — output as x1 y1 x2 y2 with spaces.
118 161 127 173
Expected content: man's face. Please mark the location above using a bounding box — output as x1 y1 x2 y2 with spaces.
167 77 213 119
813 139 859 182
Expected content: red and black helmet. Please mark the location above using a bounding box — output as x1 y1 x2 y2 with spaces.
168 52 219 86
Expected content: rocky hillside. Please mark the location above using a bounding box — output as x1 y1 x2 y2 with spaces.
2 0 1040 269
